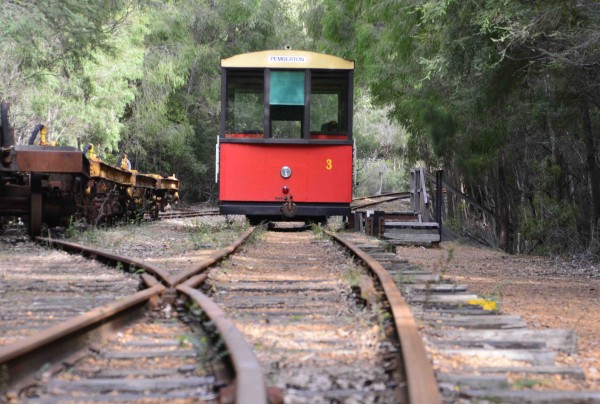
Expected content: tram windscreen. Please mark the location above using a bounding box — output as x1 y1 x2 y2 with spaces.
270 71 305 139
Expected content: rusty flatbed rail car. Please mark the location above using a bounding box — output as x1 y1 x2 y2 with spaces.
0 102 180 235
1 145 90 235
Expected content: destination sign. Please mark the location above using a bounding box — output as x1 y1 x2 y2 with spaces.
269 55 306 63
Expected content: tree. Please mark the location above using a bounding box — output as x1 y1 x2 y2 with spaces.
123 0 307 201
310 0 600 254
0 0 144 148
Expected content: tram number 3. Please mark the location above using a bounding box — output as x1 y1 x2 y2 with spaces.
325 159 333 170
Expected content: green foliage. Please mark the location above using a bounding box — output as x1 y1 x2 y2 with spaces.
1 1 145 149
355 158 408 197
3 0 599 257
122 0 307 201
353 91 409 196
311 0 600 255
518 195 579 255
1 0 307 203
309 222 325 238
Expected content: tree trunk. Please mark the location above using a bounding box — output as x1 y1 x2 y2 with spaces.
581 100 600 236
497 149 510 252
445 162 455 221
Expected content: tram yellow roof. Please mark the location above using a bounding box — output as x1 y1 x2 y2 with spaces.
221 50 354 70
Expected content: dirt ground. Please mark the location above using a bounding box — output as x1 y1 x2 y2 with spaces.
397 241 600 390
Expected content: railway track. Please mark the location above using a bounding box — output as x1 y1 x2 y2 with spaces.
158 208 220 220
205 224 439 403
0 234 139 347
351 192 410 211
0 221 265 403
1 217 444 403
13 211 593 402
339 231 600 403
18 310 221 402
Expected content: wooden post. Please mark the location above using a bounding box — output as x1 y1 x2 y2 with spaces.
436 170 443 238
373 211 384 237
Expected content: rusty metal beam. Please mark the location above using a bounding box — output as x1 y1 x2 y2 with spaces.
13 146 89 174
132 172 157 189
325 230 441 404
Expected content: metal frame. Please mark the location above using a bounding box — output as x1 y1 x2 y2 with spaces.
220 201 350 218
220 54 354 146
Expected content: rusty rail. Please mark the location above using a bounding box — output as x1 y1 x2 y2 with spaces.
36 236 173 285
0 282 165 395
159 209 220 219
169 227 255 285
178 279 267 404
38 227 254 288
325 230 441 404
2 226 266 403
351 191 410 211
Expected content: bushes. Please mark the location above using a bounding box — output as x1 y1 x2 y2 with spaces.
518 196 579 255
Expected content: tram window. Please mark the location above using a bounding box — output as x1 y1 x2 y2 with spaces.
270 71 304 106
311 94 339 131
225 70 264 136
310 71 349 135
270 71 305 138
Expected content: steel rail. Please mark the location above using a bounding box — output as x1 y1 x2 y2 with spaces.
169 227 255 285
159 209 220 219
178 279 267 404
36 236 173 285
351 192 410 211
0 282 165 395
25 227 266 403
352 191 410 203
325 230 441 404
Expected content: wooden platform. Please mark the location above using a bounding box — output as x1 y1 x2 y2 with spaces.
382 219 440 246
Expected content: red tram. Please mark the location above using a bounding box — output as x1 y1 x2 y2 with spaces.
217 50 355 223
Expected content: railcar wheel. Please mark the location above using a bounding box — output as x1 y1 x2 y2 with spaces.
28 174 43 237
149 204 159 220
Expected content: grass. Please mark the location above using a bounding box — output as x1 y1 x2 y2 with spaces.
290 314 304 322
309 222 326 239
343 263 364 287
512 377 550 390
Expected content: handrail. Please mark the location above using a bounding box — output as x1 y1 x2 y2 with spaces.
423 170 496 217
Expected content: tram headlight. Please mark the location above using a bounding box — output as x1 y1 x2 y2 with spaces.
280 166 292 179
